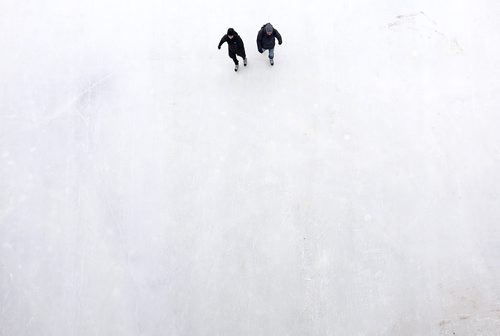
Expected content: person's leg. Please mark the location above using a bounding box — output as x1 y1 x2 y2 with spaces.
237 49 246 59
237 50 247 66
268 48 274 59
229 51 239 64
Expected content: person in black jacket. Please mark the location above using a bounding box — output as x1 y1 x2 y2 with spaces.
218 28 247 72
257 23 282 65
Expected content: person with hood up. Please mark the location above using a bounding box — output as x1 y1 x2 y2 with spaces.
257 23 282 65
218 28 247 72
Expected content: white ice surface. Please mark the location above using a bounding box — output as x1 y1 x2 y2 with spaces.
1 0 500 335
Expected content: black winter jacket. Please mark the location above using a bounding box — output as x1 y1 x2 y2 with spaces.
257 27 282 52
218 33 245 53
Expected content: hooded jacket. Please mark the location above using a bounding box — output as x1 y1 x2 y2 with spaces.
257 23 282 52
218 30 245 54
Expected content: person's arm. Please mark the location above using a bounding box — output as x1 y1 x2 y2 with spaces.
218 35 227 49
237 36 245 49
256 30 263 52
274 29 282 45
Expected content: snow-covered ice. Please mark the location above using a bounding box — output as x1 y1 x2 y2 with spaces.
1 0 500 335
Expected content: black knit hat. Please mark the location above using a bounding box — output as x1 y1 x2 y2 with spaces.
227 28 235 35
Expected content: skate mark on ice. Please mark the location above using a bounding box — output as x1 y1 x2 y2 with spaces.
0 72 116 143
49 72 115 126
388 11 463 54
388 11 437 31
438 319 451 326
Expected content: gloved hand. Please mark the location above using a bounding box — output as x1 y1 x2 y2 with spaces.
278 41 282 45
258 49 263 53
218 46 221 50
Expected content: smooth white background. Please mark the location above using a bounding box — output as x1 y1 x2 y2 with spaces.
1 0 500 335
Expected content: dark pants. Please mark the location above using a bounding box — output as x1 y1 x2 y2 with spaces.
229 49 246 65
